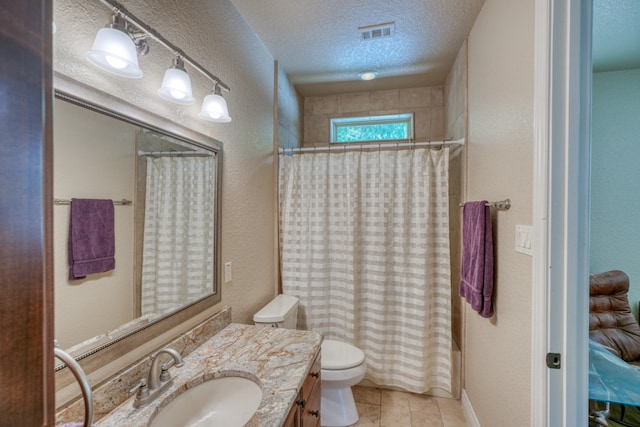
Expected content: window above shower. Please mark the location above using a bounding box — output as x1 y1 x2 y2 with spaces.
330 113 414 143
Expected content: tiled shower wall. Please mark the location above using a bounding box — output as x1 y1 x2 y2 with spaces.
445 40 467 350
302 86 445 146
277 62 303 150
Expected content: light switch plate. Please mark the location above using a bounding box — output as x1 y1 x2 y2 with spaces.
515 225 533 256
224 261 232 283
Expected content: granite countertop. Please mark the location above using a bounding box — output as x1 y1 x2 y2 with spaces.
95 324 323 427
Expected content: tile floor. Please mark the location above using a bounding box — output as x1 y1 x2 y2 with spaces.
349 385 468 427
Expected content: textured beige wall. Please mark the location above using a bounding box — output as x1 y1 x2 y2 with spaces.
303 86 445 146
53 0 288 333
53 98 136 349
465 0 534 425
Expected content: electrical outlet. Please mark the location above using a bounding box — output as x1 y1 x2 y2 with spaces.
515 225 533 256
224 261 232 283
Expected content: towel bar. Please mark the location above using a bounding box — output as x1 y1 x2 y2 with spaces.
54 198 132 206
459 199 510 211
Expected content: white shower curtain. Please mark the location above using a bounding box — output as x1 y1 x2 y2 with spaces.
141 155 216 316
279 147 452 393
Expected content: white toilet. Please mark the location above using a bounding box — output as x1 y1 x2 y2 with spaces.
253 294 366 427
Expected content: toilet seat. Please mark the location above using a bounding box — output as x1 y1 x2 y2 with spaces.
321 339 365 370
321 362 367 383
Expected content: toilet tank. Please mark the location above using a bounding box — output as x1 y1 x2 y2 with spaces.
253 294 299 329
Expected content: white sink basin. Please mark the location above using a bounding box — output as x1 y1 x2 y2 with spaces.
150 376 262 427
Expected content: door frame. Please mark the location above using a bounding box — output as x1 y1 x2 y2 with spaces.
532 0 592 425
0 1 55 425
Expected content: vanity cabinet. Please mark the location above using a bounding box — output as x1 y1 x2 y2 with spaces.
283 397 300 427
284 351 321 427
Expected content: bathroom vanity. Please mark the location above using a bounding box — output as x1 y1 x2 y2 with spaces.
92 323 322 427
284 351 322 427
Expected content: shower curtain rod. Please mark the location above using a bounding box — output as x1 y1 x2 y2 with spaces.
137 150 212 157
278 138 465 154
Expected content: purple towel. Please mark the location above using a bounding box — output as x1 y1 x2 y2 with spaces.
459 201 494 318
68 198 115 280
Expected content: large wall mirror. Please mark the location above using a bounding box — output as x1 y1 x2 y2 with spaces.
53 89 222 369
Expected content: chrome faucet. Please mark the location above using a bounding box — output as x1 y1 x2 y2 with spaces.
130 347 184 408
147 347 184 389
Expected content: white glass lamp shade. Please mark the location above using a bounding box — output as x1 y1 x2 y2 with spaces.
86 27 143 78
157 67 195 105
199 92 232 123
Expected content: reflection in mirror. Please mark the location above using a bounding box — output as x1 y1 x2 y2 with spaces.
53 92 221 364
137 130 216 317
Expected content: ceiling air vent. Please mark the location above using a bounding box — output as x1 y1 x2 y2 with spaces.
359 22 395 41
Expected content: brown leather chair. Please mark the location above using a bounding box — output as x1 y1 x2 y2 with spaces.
589 270 640 367
589 271 640 426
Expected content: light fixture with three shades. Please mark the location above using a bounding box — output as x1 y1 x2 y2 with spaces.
85 1 231 123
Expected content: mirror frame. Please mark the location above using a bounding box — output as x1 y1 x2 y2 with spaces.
53 74 222 380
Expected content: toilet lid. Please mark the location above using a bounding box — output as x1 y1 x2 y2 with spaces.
321 339 365 370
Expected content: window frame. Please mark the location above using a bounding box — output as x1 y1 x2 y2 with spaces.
329 113 415 143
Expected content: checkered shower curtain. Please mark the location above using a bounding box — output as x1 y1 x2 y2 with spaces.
279 147 452 394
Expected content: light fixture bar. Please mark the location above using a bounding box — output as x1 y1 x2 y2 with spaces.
97 0 230 93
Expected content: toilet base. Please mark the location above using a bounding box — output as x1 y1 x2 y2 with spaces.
321 387 359 427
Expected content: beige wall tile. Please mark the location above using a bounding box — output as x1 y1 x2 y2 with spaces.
313 115 330 144
302 85 447 145
370 90 400 110
304 97 316 114
414 108 432 140
339 92 371 113
444 42 466 140
447 114 466 140
369 108 403 117
303 114 315 144
431 86 445 106
313 95 339 114
400 87 432 107
431 106 445 139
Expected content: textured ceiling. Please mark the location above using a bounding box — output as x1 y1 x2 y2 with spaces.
593 0 640 72
229 0 485 96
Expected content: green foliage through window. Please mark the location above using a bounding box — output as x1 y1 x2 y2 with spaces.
330 114 414 143
336 123 408 142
